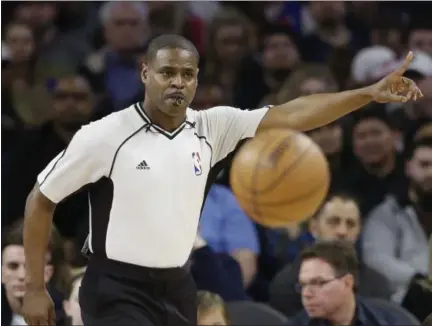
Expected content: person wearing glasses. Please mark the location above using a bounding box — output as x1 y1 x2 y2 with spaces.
289 241 419 326
269 193 391 317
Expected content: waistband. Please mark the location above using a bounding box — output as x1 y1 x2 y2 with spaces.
87 255 188 281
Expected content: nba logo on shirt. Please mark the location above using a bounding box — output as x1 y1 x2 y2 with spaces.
192 152 202 176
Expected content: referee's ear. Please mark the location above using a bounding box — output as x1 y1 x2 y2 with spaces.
141 63 148 84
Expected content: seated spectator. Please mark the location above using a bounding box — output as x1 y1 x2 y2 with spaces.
2 21 52 129
233 24 301 109
197 290 229 326
270 193 391 317
201 8 251 104
81 2 148 110
341 104 409 216
63 273 84 326
13 2 91 74
407 14 432 57
2 74 97 238
289 241 419 326
1 219 67 326
190 234 248 301
363 135 432 302
200 184 260 287
369 10 405 56
276 63 350 189
301 2 365 63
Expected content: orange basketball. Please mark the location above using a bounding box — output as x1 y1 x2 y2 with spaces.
230 129 330 227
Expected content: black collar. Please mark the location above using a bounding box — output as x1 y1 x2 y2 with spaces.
134 102 195 140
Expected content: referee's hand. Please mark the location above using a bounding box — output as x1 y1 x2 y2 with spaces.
22 288 56 326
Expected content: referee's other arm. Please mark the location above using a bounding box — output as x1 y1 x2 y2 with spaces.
22 185 57 325
21 121 106 325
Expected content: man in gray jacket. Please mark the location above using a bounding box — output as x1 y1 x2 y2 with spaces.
363 135 432 302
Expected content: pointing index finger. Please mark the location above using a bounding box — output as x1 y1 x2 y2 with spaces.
396 51 414 76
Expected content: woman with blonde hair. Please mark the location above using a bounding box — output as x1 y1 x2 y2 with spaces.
197 291 229 325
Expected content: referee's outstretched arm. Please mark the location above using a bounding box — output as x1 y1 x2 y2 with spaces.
257 51 421 134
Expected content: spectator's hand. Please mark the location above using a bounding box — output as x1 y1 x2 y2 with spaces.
22 287 56 326
371 51 423 103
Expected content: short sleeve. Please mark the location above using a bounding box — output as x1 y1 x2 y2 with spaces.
196 106 269 165
37 126 108 204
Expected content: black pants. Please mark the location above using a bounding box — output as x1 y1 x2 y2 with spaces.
79 256 197 326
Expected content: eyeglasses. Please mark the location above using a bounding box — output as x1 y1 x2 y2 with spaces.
295 275 344 293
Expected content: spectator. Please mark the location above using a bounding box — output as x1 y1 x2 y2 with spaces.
234 24 301 109
369 10 406 56
63 273 84 326
289 241 419 326
407 14 432 57
2 74 96 237
1 219 67 325
342 104 409 215
276 64 348 189
200 184 260 287
363 133 432 302
147 3 206 55
270 193 391 317
301 2 363 63
2 21 52 130
197 291 229 325
81 2 148 110
13 2 91 75
202 8 251 104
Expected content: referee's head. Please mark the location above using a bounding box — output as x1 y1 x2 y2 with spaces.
141 34 199 118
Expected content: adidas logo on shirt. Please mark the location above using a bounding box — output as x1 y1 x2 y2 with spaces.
136 160 150 170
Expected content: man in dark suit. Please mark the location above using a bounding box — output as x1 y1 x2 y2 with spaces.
289 241 419 326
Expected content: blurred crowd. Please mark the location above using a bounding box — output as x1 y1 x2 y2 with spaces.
1 1 432 325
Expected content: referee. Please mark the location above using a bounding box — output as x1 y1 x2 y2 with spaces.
22 34 421 326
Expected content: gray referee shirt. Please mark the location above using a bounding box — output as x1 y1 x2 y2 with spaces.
37 103 269 268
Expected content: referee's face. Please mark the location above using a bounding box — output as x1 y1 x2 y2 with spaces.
142 48 198 117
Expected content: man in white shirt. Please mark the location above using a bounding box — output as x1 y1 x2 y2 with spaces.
22 34 421 326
